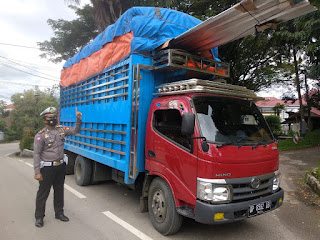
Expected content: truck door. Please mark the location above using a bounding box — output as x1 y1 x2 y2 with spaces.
145 99 197 205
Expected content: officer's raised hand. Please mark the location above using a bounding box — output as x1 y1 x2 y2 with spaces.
76 107 82 121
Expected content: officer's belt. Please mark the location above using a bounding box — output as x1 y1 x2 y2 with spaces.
41 159 64 167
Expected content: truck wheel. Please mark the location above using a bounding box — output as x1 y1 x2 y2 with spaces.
148 177 183 235
74 155 92 186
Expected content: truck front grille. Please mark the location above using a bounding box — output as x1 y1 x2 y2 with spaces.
226 173 275 203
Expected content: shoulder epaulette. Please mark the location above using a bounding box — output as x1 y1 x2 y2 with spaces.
37 129 45 134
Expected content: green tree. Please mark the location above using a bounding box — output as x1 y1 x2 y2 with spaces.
66 0 136 32
10 88 59 139
270 6 320 129
265 115 282 137
0 119 8 133
0 118 17 141
38 4 98 63
0 100 9 117
220 34 281 91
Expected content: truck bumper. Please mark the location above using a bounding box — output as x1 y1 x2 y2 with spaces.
195 188 284 224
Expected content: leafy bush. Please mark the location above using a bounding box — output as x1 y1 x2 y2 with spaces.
0 119 8 133
265 115 282 137
287 129 298 136
278 129 320 151
5 129 18 141
19 131 34 151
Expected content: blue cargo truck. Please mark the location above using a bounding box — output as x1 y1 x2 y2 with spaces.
59 2 314 235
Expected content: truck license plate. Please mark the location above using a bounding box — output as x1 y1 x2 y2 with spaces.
248 200 271 217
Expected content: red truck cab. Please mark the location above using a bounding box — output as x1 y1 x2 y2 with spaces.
144 79 284 234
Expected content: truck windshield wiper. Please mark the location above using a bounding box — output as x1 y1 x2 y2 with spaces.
216 138 253 149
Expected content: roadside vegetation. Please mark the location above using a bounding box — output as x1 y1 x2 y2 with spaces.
304 158 320 193
278 129 320 151
0 87 59 150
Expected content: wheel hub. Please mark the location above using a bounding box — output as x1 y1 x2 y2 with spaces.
151 189 166 223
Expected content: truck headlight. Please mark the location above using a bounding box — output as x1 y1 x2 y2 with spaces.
197 179 231 203
272 171 281 192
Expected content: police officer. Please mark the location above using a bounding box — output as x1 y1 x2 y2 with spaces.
33 107 82 227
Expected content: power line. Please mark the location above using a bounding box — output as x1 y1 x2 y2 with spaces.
0 63 59 82
0 56 60 80
0 56 59 71
0 80 52 88
0 42 39 49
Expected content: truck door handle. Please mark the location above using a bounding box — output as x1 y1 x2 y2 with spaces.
148 150 156 158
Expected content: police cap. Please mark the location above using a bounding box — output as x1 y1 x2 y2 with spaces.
40 107 57 117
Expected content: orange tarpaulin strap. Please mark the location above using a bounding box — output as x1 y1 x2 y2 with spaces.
60 32 133 87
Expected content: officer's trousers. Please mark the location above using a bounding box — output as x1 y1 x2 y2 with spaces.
35 163 66 219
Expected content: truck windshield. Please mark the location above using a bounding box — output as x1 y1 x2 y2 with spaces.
193 96 274 146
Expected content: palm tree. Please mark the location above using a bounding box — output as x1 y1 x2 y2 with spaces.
272 103 285 116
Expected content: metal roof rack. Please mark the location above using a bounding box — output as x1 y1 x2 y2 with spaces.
152 49 230 78
154 79 264 100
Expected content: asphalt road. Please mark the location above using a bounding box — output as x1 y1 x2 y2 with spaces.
0 142 319 240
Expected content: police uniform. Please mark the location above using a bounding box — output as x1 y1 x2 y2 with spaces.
34 107 81 223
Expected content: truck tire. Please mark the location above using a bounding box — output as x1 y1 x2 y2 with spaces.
74 155 92 186
148 177 183 235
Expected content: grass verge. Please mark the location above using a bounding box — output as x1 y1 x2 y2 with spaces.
278 129 320 151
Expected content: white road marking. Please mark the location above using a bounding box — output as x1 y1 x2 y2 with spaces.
18 159 24 162
25 162 33 168
102 211 153 240
64 184 86 199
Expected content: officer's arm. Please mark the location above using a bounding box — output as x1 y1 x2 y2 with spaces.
33 134 44 175
63 118 82 136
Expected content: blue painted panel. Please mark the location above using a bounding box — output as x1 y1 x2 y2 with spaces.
60 53 187 184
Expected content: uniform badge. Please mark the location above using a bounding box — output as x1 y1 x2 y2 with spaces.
44 134 49 139
36 136 41 142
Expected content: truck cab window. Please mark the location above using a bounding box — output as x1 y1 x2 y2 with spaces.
193 96 274 145
153 109 192 150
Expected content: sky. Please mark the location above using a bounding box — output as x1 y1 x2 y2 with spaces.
0 0 91 104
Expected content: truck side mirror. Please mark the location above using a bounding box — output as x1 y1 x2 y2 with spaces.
181 112 195 136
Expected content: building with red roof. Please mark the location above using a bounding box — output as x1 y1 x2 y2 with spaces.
256 94 320 133
5 104 15 111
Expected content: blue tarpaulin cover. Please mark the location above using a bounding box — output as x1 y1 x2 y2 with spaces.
63 7 219 69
